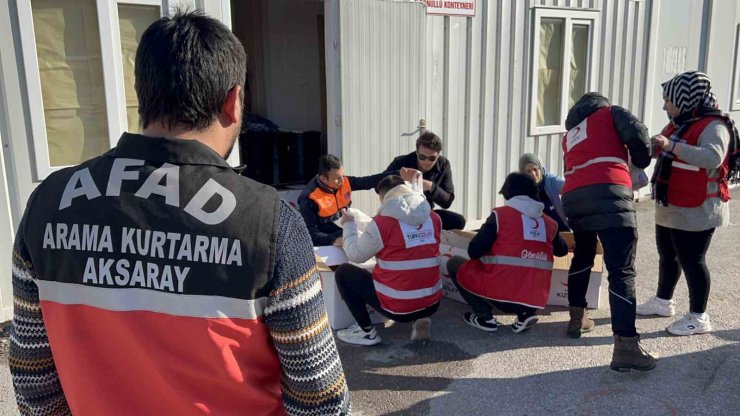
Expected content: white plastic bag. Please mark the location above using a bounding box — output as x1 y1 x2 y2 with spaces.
410 171 424 194
335 208 373 237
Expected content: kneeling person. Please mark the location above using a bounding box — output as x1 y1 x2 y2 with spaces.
335 175 443 345
447 173 568 333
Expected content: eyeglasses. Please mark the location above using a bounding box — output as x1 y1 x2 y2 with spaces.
417 152 438 162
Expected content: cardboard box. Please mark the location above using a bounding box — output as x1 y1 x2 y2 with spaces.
314 247 388 329
549 232 603 308
438 230 604 309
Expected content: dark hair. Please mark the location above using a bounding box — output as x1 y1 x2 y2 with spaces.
135 10 247 130
416 131 443 152
498 173 539 200
375 175 406 198
318 154 342 176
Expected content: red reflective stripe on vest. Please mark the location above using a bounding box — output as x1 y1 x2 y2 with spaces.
456 206 557 309
372 213 442 314
562 107 632 193
661 116 730 207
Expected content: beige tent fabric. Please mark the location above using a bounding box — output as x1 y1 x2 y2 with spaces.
32 0 109 167
118 4 160 133
569 24 589 109
537 18 563 127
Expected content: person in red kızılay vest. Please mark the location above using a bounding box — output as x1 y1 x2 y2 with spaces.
334 175 443 346
639 71 739 336
561 92 655 372
446 173 569 333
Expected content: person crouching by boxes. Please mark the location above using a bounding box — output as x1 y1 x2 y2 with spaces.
334 175 443 346
446 173 568 333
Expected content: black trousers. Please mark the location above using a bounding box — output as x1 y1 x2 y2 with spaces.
435 209 467 231
567 227 638 337
655 225 715 313
446 256 536 321
334 264 439 328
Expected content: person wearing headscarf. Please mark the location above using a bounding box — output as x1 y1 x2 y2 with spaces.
446 173 568 334
561 92 654 372
518 153 569 231
639 71 739 336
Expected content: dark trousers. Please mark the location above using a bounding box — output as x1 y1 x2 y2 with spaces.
567 227 638 337
435 209 467 230
334 264 439 328
655 225 715 313
446 256 536 321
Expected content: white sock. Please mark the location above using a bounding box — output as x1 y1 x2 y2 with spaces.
655 297 671 304
690 312 708 320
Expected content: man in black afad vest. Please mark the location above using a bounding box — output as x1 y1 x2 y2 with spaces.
9 11 349 415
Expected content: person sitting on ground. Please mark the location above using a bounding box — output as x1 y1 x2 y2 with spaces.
519 153 569 231
446 173 568 333
334 175 443 345
299 154 416 247
385 131 466 230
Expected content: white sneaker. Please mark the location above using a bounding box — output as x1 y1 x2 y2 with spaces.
636 296 676 317
411 317 431 341
511 315 539 333
336 324 382 346
666 313 712 336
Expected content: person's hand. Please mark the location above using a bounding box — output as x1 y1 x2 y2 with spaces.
340 210 354 225
651 134 672 151
333 237 344 247
422 179 433 192
400 167 420 182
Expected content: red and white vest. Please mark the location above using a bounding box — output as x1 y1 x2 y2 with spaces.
562 106 632 194
659 116 731 207
456 206 558 309
372 212 442 314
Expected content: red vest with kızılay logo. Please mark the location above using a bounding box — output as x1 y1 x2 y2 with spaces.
456 206 558 309
660 116 731 207
372 212 442 315
562 106 632 194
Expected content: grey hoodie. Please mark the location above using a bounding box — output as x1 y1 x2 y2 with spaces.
343 184 432 263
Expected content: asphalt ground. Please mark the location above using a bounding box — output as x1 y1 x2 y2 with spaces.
337 189 740 416
0 190 738 415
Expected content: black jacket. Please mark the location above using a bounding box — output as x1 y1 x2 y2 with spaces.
385 152 455 209
298 172 393 246
562 95 651 232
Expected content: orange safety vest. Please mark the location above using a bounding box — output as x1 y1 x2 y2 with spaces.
308 179 352 222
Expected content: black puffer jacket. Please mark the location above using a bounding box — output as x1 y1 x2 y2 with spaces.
562 94 651 232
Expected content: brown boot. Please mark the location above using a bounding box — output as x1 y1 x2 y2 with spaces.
610 335 657 372
567 306 594 338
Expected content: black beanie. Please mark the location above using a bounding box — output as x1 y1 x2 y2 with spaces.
499 173 539 200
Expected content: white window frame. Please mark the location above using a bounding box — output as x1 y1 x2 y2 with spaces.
17 0 165 180
529 8 600 136
731 24 740 112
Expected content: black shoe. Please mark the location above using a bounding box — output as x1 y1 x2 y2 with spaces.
463 312 498 332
